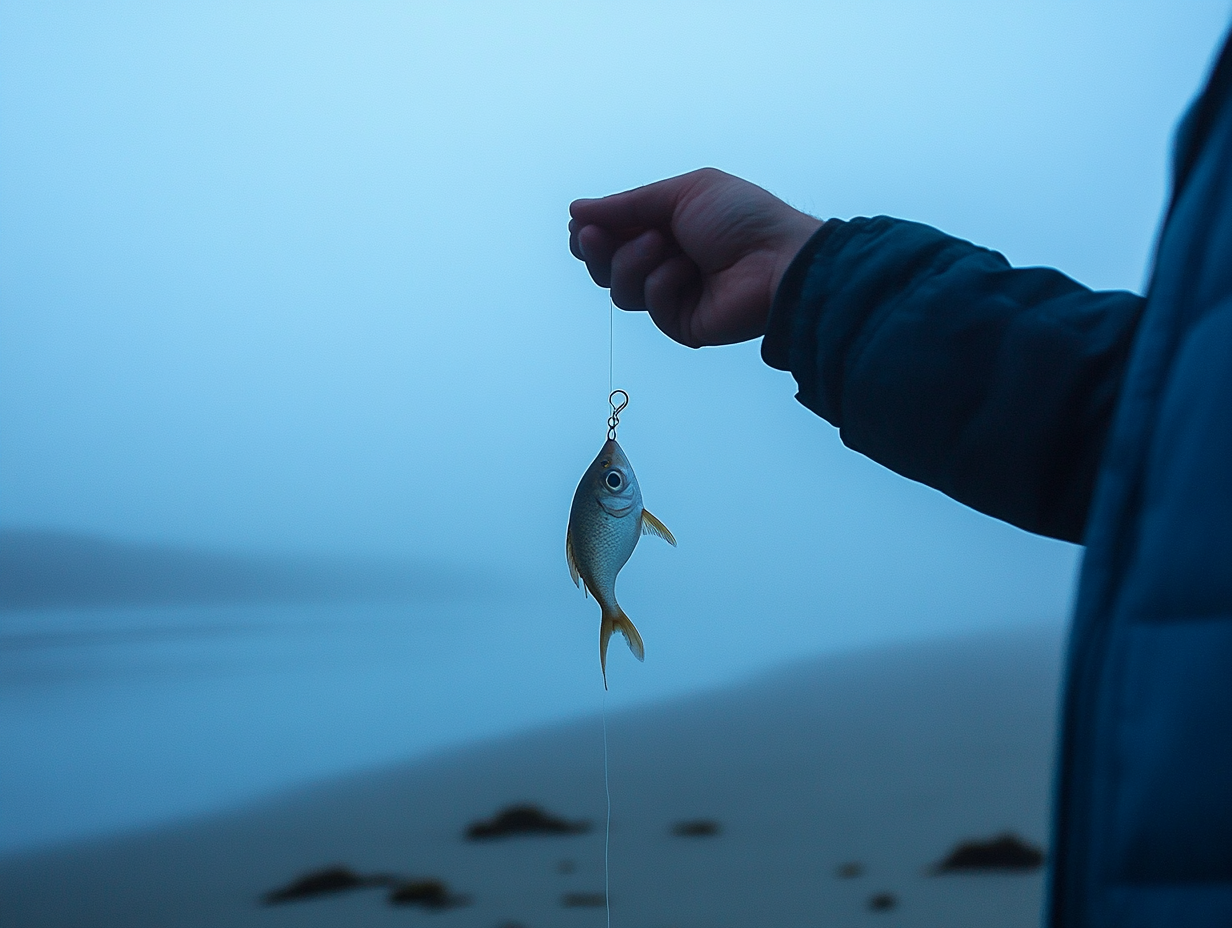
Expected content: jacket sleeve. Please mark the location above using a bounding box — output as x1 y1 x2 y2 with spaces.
761 216 1145 543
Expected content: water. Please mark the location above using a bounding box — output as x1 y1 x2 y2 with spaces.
1 569 1074 859
0 596 600 856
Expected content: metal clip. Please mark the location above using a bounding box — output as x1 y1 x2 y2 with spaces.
607 389 628 440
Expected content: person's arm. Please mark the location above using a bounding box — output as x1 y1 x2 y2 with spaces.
570 170 1145 543
764 217 1143 542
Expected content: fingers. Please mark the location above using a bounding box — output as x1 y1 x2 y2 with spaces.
568 168 733 285
575 223 618 287
609 228 680 311
567 167 807 349
644 254 702 347
571 222 692 312
568 219 582 260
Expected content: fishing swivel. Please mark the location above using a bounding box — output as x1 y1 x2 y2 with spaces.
607 390 628 440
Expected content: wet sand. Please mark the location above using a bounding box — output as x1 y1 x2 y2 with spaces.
0 624 1063 928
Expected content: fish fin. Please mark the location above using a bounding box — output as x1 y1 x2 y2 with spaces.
565 529 581 588
640 509 677 546
600 604 645 688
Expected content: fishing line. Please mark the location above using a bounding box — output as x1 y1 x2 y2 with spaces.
602 690 612 928
604 293 615 928
603 293 621 927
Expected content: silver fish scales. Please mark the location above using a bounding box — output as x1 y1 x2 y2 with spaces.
566 437 675 687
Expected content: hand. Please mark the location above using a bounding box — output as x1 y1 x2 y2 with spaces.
569 168 822 347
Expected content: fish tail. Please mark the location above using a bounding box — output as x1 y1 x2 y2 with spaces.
600 604 644 689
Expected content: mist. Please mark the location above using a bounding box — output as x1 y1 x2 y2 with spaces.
2 1 1229 858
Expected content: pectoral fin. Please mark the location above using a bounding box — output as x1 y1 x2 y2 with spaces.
641 509 677 546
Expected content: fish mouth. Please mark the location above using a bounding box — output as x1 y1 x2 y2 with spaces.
599 499 636 517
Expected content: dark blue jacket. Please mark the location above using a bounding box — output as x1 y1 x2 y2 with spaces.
763 34 1232 927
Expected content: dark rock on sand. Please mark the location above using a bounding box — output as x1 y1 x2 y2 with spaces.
264 866 466 909
868 891 898 911
388 878 468 909
835 861 864 879
933 833 1045 872
671 819 720 837
465 804 590 840
262 866 369 903
561 892 606 908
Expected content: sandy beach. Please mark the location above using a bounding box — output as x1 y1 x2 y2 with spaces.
0 624 1063 928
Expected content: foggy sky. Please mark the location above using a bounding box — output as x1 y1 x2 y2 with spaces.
3 2 1230 668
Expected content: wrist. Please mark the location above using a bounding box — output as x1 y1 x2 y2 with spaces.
769 211 825 300
762 217 838 370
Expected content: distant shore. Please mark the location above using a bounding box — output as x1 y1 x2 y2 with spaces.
0 529 476 610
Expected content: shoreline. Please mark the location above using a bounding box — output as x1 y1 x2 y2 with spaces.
0 624 1063 927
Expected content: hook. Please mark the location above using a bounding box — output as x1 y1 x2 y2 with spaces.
607 389 628 440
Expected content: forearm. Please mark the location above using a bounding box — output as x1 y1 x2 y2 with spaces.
762 217 1145 542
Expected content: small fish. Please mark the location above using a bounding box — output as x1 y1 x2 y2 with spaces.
566 438 676 686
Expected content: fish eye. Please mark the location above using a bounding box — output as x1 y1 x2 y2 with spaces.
605 471 623 490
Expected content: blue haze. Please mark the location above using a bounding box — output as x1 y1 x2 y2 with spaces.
1 2 1228 855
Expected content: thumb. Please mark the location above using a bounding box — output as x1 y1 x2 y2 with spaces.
569 170 714 234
